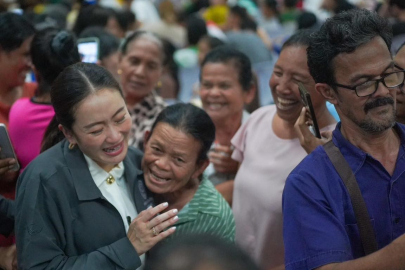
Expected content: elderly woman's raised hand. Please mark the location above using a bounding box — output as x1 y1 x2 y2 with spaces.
127 202 178 255
209 145 239 174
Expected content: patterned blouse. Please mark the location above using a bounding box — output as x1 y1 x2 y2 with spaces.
127 91 166 151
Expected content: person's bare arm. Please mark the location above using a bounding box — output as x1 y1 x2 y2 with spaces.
257 27 273 50
316 233 405 270
0 245 17 270
215 180 234 206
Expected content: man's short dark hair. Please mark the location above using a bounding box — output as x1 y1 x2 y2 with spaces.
0 12 35 52
307 9 392 86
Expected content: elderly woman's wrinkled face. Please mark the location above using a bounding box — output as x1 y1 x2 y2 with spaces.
142 123 208 195
200 62 253 124
62 89 132 172
119 37 163 105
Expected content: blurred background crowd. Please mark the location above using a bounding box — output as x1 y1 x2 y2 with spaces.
1 0 402 111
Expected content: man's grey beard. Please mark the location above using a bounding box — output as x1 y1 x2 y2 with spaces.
356 107 396 134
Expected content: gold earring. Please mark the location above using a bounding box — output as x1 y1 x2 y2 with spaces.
117 69 122 75
156 80 162 88
68 143 75 150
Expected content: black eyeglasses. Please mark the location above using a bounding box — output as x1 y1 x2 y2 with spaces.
331 70 405 97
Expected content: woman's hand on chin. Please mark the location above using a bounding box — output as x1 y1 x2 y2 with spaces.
127 202 178 255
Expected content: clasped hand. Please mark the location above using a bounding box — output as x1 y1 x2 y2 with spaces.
208 144 239 174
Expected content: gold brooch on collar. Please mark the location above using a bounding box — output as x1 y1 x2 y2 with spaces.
106 175 115 185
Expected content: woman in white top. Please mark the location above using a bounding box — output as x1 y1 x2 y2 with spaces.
16 63 178 270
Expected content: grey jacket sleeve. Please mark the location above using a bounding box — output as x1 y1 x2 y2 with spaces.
0 195 14 236
16 174 141 270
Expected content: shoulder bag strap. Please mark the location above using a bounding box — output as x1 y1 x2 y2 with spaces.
323 140 378 255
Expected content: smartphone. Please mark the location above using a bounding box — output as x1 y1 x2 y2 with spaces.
297 82 321 139
0 124 20 171
77 37 100 64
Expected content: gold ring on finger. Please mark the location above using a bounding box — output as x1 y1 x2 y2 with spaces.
152 226 159 236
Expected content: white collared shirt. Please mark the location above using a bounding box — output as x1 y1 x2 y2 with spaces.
83 155 138 233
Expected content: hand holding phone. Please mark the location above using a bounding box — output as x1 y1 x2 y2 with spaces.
0 124 20 174
297 82 321 138
295 107 333 154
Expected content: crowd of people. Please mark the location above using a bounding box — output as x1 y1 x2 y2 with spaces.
1 0 405 269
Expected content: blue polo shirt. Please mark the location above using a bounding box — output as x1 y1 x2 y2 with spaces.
282 123 405 270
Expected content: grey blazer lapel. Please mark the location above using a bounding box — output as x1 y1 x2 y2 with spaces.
62 140 104 201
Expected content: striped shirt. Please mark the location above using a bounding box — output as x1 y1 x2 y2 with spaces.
167 177 235 242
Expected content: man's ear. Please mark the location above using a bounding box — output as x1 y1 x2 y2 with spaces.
315 83 339 105
59 124 77 144
191 159 209 180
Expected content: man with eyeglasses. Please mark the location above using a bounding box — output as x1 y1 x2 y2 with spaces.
282 9 405 270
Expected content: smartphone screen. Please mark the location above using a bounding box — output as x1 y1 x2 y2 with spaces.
0 124 20 171
297 82 321 139
77 38 99 64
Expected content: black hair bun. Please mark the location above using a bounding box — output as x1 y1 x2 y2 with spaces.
51 31 75 56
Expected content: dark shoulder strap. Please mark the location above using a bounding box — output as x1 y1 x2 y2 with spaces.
323 140 378 255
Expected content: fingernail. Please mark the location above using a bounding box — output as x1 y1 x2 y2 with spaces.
162 202 168 207
171 227 176 231
173 216 178 221
147 206 152 210
9 159 16 164
172 209 178 214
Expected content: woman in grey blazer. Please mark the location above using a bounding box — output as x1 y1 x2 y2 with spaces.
15 63 178 270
